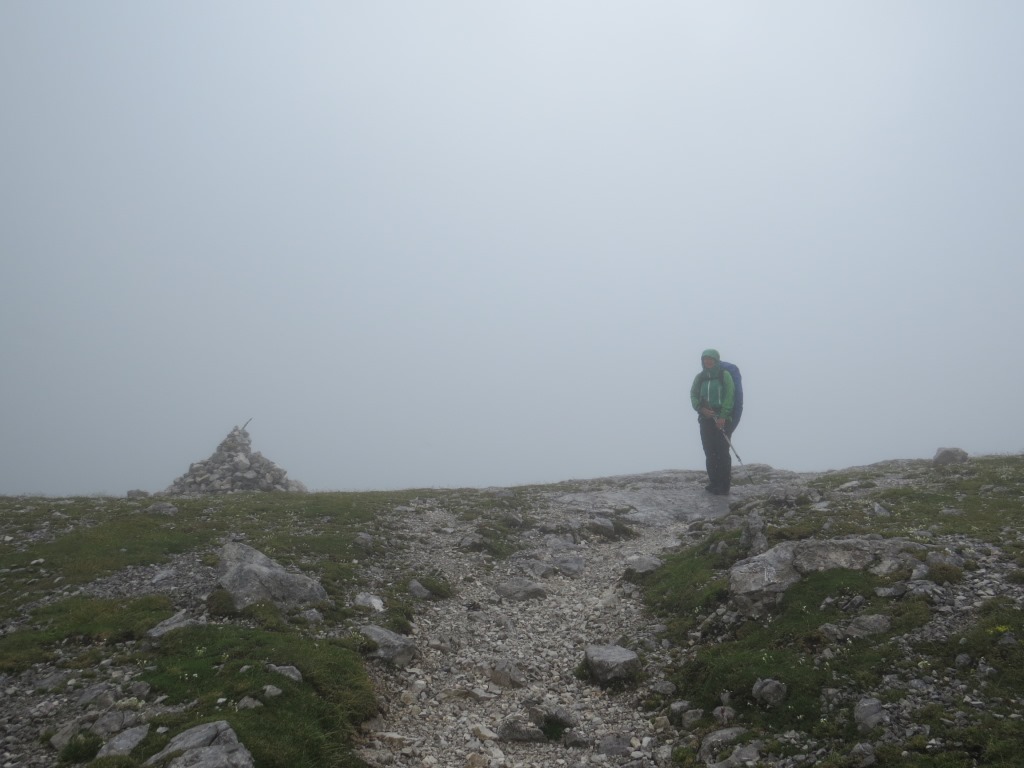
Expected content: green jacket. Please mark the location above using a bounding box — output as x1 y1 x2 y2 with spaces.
690 362 735 421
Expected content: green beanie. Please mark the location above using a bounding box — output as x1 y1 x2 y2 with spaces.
701 348 720 362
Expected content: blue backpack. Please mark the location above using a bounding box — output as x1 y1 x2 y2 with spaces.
718 361 743 430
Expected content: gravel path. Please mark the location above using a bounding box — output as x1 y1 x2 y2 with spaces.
353 471 748 767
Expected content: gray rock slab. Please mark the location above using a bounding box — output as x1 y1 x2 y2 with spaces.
584 644 640 685
218 542 328 610
494 577 547 601
360 625 417 668
144 721 253 767
97 724 150 758
147 609 205 638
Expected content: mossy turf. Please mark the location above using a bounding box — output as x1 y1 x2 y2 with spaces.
644 454 1024 766
0 490 434 767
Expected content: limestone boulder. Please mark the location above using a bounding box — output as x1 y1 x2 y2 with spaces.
217 542 327 610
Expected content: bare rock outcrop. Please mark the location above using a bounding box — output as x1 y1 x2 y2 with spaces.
217 542 328 610
143 720 254 767
729 535 924 602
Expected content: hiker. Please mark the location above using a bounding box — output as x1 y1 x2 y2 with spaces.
690 348 735 495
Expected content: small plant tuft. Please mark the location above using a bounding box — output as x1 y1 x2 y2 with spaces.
58 732 103 763
205 588 238 617
927 562 964 585
416 572 454 599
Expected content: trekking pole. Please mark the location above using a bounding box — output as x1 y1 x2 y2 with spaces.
716 422 753 483
720 427 743 464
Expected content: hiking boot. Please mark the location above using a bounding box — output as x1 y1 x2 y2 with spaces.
711 488 730 496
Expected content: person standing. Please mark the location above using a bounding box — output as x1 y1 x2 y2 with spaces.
690 348 735 495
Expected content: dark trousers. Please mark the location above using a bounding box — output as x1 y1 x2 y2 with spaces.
699 417 732 492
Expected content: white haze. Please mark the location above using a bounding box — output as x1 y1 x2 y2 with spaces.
2 3 1022 496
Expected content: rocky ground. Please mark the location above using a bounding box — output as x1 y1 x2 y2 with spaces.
349 469 739 768
2 460 1023 767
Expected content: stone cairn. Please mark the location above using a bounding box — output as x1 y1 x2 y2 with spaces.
164 424 307 495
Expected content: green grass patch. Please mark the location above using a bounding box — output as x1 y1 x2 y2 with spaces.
913 597 1024 700
660 568 928 735
0 490 422 766
0 508 208 620
642 542 732 639
927 561 964 584
796 456 1024 547
0 490 445 625
409 570 455 599
867 457 1024 541
642 456 1024 759
58 731 103 763
140 624 375 768
448 487 541 522
469 519 525 559
874 715 1024 767
0 594 174 673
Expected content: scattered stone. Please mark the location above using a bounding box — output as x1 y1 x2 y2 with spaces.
147 609 204 638
850 741 877 767
407 579 433 599
97 724 150 757
144 502 178 515
698 727 748 763
487 659 527 688
91 709 139 738
650 679 676 696
496 714 546 742
266 664 302 683
299 608 324 624
470 723 499 741
583 644 640 686
561 728 591 748
623 554 663 580
552 554 585 576
597 732 633 756
355 592 386 612
518 558 555 579
359 625 417 667
751 678 787 707
494 577 546 601
713 705 737 725
458 533 486 550
681 708 705 729
854 697 889 732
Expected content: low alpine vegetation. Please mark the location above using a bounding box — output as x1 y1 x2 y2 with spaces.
644 454 1024 766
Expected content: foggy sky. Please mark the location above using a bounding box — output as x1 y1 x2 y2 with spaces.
2 3 1022 496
